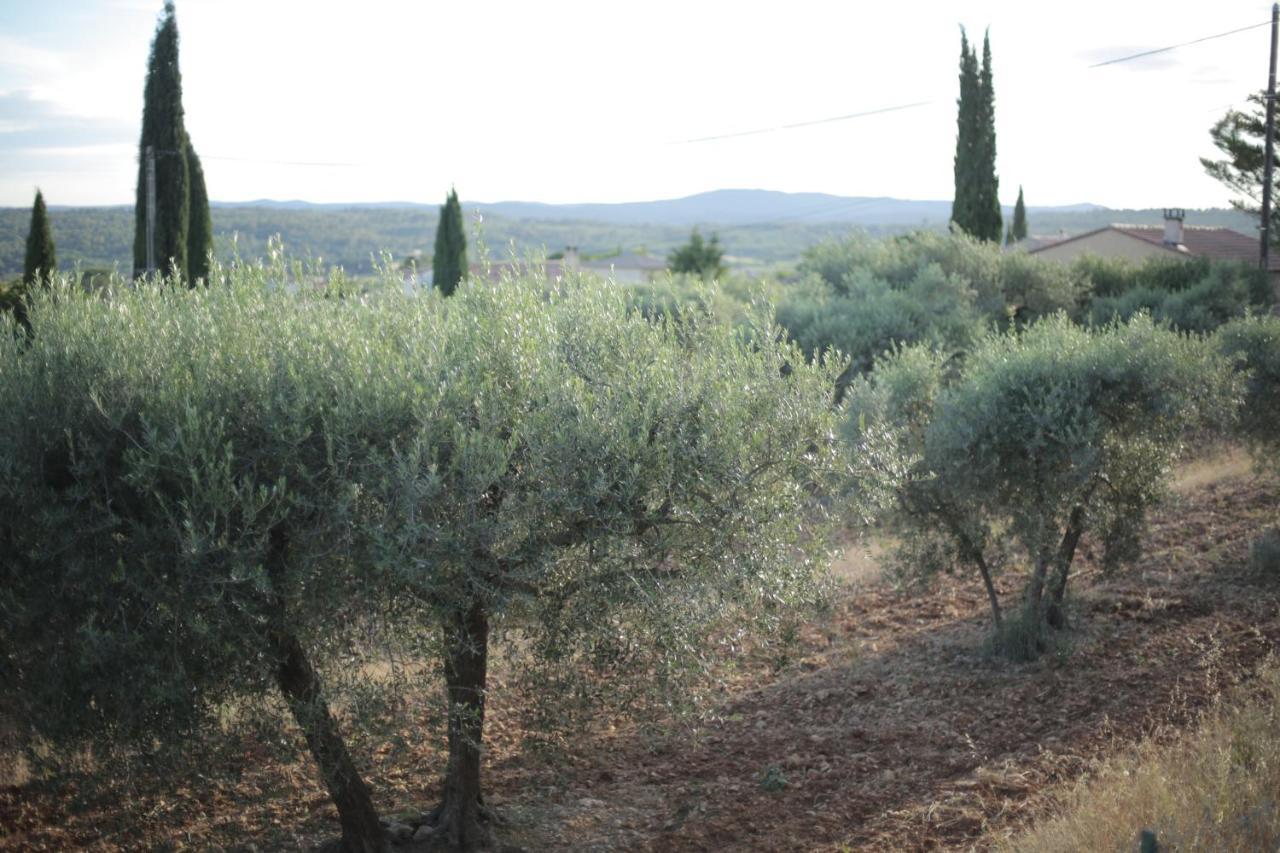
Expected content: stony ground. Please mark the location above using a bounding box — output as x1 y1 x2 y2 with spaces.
2 452 1277 851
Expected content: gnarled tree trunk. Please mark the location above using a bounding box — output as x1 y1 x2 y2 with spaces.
267 527 388 853
427 600 494 850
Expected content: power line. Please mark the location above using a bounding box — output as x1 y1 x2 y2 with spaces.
1089 19 1270 68
201 154 361 167
671 100 935 145
671 18 1270 150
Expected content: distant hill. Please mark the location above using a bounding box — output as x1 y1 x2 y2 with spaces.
467 189 1109 228
203 189 1113 227
0 189 1259 277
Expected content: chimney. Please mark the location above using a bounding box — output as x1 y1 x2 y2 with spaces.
1163 208 1185 246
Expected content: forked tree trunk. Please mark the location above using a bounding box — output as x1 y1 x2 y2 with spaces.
266 528 387 853
428 600 494 850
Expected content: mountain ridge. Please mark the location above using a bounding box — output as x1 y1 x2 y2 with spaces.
198 189 1110 226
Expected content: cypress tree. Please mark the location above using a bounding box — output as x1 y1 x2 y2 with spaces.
432 188 467 297
974 31 1002 242
1011 186 1028 243
23 189 56 287
187 140 212 283
952 28 1002 242
951 29 981 236
133 2 189 280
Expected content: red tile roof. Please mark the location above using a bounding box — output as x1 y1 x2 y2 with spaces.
1112 225 1279 270
1030 224 1280 271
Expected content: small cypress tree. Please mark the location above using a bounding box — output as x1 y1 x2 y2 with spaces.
23 189 56 287
186 140 212 284
432 188 467 297
133 1 189 280
1011 186 1028 243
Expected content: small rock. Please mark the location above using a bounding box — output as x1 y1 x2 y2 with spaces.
579 797 606 808
412 824 436 842
387 822 414 842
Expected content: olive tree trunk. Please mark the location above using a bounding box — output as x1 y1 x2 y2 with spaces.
267 528 387 853
427 600 494 850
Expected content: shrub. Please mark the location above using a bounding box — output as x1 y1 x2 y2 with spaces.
777 265 984 400
1086 286 1166 327
1157 265 1257 333
1217 314 1280 461
1083 258 1269 333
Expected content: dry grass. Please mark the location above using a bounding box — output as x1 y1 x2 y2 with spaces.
1002 664 1280 853
1172 445 1254 494
826 537 888 587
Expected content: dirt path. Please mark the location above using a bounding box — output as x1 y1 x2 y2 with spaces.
2 463 1277 851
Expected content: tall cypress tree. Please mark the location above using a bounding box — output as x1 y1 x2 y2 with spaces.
1011 186 1027 243
432 188 467 297
23 189 56 287
951 29 980 236
133 2 189 280
952 28 1002 242
187 140 212 283
974 31 1002 242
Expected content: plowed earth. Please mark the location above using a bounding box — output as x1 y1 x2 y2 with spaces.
3 455 1278 851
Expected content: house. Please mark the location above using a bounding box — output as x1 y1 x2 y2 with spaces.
1028 209 1280 289
580 251 668 284
406 246 671 288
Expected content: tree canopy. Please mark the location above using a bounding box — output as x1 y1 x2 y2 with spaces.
0 262 849 851
667 227 726 280
1201 91 1280 245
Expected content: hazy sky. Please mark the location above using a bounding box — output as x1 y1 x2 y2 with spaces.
0 1 1275 209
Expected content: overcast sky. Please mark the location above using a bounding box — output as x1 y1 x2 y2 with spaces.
0 1 1275 209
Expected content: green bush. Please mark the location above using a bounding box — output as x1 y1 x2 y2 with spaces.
777 265 984 392
1082 257 1269 333
782 232 1094 403
798 230 1089 326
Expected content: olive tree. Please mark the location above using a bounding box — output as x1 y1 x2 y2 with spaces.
0 263 847 850
847 316 1239 653
0 266 412 851
364 271 845 847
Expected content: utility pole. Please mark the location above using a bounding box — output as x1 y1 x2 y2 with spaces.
1261 2 1278 272
144 144 156 274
